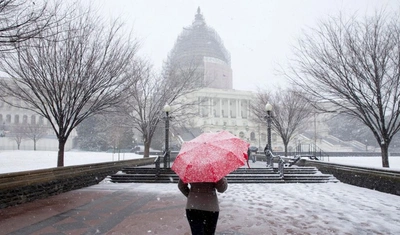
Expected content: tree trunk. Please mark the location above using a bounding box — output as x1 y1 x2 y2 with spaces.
143 141 151 158
381 144 390 168
283 141 289 157
57 139 66 167
34 139 37 151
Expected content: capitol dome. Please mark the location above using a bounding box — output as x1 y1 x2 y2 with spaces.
167 7 233 89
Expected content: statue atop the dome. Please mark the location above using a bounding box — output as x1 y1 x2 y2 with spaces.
194 6 205 26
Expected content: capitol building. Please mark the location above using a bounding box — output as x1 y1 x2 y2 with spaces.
165 8 274 150
164 8 367 153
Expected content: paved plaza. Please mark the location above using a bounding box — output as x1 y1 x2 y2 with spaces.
1 177 399 235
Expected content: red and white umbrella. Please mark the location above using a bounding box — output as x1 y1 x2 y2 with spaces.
171 131 250 183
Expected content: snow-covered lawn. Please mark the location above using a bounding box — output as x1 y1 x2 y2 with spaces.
327 156 400 170
1 150 400 173
0 150 145 174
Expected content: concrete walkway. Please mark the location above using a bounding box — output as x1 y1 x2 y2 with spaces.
0 162 262 235
1 163 400 235
1 182 193 235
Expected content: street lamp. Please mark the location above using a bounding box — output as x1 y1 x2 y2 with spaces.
163 103 171 168
265 102 273 167
265 102 273 151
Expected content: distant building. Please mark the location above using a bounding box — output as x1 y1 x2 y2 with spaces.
163 8 369 153
164 8 276 149
0 78 75 151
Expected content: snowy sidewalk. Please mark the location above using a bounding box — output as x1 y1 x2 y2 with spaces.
0 180 399 235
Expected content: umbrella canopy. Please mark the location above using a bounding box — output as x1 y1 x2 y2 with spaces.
171 131 250 183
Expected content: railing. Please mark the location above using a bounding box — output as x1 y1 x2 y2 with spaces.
277 156 284 177
293 143 329 161
288 155 302 166
265 149 273 167
154 155 161 176
265 149 285 177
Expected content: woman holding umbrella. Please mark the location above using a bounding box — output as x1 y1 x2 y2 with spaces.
178 177 228 235
172 131 250 234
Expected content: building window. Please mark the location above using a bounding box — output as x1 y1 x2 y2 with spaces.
39 116 44 125
261 133 266 141
204 108 210 117
239 131 245 138
15 115 20 124
23 115 28 124
272 133 277 142
250 132 256 141
31 115 36 125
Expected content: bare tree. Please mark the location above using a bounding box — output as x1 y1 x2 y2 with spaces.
0 0 56 51
23 122 48 150
251 88 312 156
75 115 108 151
286 11 400 167
123 59 203 158
9 123 25 149
0 5 138 166
101 111 133 152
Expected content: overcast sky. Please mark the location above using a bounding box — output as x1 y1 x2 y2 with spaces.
94 0 399 92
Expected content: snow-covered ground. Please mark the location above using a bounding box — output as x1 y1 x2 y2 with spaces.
326 156 400 170
0 150 145 173
1 150 400 234
1 150 400 173
127 181 400 234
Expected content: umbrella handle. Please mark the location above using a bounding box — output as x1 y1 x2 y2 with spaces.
246 159 250 169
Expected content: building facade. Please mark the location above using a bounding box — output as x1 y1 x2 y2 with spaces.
0 95 75 151
181 88 272 148
165 8 287 150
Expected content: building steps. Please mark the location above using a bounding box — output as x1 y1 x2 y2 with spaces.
110 167 338 184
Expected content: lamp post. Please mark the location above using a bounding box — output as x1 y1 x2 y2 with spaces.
258 123 261 150
265 103 273 167
163 103 171 168
265 102 273 151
